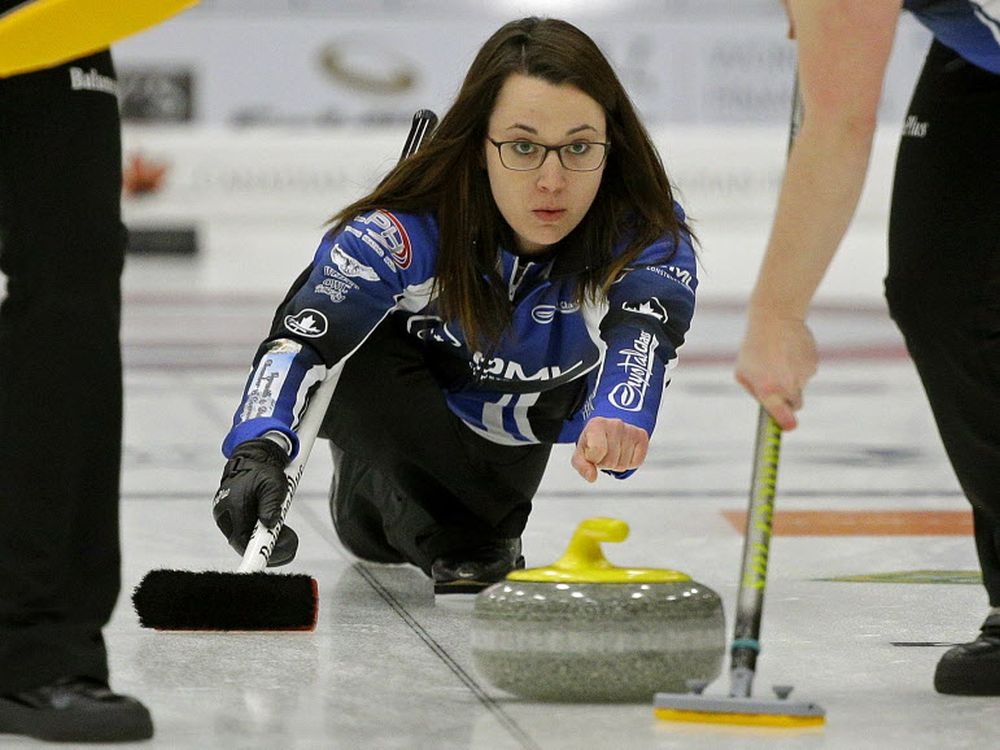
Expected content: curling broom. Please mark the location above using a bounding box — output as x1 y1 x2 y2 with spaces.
131 109 439 631
653 77 826 728
0 0 198 78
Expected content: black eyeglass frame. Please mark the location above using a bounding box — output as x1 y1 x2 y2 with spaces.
486 137 611 172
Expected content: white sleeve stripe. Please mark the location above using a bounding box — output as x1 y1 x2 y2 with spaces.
290 363 334 433
974 2 1000 44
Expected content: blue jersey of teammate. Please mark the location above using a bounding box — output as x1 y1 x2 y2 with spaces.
905 0 1000 72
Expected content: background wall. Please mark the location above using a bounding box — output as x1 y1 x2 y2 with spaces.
111 0 934 303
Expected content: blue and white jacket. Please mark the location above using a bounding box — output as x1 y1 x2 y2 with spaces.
222 207 697 475
905 0 1000 72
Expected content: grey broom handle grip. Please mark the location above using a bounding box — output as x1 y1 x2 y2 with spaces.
237 109 439 573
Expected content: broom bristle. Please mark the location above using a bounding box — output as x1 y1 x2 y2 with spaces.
132 569 318 631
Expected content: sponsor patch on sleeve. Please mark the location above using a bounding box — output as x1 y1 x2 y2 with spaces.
284 309 329 338
330 243 380 281
621 297 669 324
353 210 412 270
607 330 658 412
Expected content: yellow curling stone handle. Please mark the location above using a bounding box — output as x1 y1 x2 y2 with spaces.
507 517 691 584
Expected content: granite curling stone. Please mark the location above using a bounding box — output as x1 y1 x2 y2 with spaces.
471 517 725 702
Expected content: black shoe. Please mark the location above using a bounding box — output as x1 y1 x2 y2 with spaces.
934 614 1000 695
0 677 153 743
431 538 525 595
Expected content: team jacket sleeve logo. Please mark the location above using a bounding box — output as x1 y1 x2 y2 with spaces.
330 243 380 280
607 330 658 412
283 309 329 338
620 297 669 324
353 210 412 270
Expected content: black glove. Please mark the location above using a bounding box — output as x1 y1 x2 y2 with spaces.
212 438 298 567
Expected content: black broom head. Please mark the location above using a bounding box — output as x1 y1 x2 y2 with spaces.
132 569 318 631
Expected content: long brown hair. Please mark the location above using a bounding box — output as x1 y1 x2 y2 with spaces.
331 17 690 348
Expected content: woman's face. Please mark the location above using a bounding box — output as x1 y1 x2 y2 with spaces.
485 74 607 256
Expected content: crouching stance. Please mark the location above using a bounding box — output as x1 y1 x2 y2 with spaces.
212 17 697 592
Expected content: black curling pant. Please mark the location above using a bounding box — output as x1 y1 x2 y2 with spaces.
319 315 552 576
0 51 126 692
885 41 1000 606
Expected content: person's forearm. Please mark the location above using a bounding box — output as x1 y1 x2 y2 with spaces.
749 116 875 320
752 0 902 321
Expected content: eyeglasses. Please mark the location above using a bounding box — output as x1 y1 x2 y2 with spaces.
487 138 610 172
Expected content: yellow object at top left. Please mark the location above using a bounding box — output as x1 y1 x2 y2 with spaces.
0 0 198 78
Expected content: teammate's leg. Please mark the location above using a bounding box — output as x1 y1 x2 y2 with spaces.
885 40 1000 695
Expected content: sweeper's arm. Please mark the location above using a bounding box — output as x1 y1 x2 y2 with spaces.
734 0 901 430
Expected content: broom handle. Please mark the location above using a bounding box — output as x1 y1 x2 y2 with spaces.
238 108 438 573
728 75 803 697
728 407 782 696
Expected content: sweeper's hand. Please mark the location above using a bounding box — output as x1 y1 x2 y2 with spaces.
735 310 817 431
212 438 298 566
572 417 649 482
